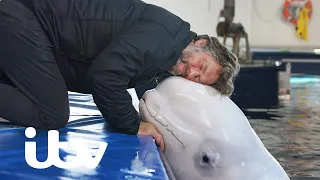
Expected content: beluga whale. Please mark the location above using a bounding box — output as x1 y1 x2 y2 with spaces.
139 76 290 180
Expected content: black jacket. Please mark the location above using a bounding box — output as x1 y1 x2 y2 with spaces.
18 0 196 134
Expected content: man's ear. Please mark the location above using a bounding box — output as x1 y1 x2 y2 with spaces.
194 39 208 47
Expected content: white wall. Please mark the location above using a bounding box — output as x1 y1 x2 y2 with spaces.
142 0 320 49
250 0 319 49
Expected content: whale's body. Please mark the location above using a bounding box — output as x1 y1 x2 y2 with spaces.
139 76 290 180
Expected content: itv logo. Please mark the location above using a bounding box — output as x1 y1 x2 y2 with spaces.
25 127 108 169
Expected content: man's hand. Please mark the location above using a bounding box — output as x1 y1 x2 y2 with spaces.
138 122 164 151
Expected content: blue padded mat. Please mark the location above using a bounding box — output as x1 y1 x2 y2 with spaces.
0 91 169 180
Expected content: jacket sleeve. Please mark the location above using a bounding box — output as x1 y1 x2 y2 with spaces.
87 22 162 135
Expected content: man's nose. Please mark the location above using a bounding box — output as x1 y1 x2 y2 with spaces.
187 67 201 78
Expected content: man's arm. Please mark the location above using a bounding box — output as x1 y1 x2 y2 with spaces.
88 54 165 150
87 32 144 134
87 19 174 135
87 20 179 150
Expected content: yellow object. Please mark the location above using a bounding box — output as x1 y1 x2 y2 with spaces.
288 119 305 128
296 8 310 41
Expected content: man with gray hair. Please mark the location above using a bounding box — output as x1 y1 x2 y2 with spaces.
169 35 240 97
0 0 239 151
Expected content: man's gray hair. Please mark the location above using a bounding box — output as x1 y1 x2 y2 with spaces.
197 35 240 97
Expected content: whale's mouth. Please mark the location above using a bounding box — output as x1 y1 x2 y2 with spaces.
151 115 185 147
140 99 185 148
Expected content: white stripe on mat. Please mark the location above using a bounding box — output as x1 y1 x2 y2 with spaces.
0 117 9 122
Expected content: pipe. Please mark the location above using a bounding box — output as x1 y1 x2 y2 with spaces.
224 0 235 24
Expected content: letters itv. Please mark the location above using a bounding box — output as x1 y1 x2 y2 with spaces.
25 127 108 169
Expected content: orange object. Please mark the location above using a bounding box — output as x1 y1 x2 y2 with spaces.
283 0 313 25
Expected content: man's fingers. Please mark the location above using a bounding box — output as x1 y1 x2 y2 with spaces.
155 128 165 151
159 137 165 151
137 122 165 151
153 131 165 151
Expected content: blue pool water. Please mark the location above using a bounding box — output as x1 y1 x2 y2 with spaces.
245 75 320 180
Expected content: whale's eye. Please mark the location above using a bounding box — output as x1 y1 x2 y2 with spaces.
201 154 212 166
199 148 220 168
202 155 209 163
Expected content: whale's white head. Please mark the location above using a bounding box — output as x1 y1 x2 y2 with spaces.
139 76 290 180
